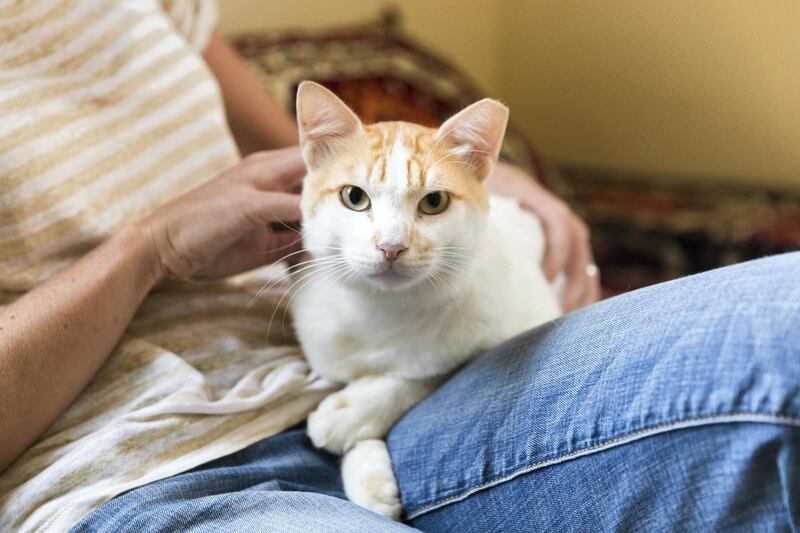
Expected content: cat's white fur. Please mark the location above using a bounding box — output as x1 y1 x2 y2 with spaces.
291 81 561 519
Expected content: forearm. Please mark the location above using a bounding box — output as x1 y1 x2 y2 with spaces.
204 31 298 155
0 225 161 472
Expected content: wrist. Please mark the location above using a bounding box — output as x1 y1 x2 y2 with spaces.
113 223 167 290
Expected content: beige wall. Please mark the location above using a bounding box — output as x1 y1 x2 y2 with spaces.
220 1 800 188
499 0 800 188
218 0 503 95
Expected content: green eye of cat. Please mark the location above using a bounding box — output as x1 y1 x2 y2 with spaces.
418 191 449 215
340 185 370 211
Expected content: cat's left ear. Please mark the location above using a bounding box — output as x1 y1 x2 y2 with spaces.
296 81 365 171
436 99 509 181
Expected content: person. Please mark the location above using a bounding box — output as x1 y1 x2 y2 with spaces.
0 2 796 532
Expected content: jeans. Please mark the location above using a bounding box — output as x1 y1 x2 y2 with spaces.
73 254 800 532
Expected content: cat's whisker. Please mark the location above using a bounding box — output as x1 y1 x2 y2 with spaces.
429 271 468 325
431 272 445 295
456 147 495 156
437 253 474 269
245 256 344 311
259 252 347 291
435 146 496 168
431 270 469 323
433 248 475 260
278 262 353 336
421 126 459 171
426 146 498 179
434 250 472 260
426 159 479 176
301 245 347 251
421 121 482 173
438 261 475 281
437 252 474 263
424 271 444 300
424 149 458 173
437 248 471 254
265 260 348 339
253 245 344 263
424 150 467 177
424 143 493 175
436 255 473 268
287 255 346 273
437 251 473 262
279 260 350 311
268 217 302 236
251 256 344 305
248 235 306 258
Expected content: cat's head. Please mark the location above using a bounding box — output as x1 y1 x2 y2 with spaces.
296 81 508 293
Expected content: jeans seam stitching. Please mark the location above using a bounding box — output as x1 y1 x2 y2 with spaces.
405 411 800 519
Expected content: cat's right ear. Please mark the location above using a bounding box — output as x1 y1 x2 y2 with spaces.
296 81 364 171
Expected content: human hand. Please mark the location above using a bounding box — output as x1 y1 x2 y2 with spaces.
486 162 600 312
138 147 305 280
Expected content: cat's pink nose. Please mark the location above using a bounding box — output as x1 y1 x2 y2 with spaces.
377 243 408 262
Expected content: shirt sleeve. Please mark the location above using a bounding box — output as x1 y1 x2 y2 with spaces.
158 0 219 52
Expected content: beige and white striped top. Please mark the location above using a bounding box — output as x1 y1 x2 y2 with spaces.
0 2 329 531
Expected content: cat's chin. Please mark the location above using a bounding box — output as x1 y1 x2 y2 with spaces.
363 269 419 291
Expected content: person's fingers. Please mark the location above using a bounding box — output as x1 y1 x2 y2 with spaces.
244 145 301 164
248 191 302 224
195 228 303 278
231 228 302 266
561 215 593 312
582 269 602 307
572 258 601 310
244 146 307 191
262 231 304 264
194 227 271 278
574 219 601 307
538 207 572 281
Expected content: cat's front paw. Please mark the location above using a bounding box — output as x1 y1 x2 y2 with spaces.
307 389 386 455
342 439 402 520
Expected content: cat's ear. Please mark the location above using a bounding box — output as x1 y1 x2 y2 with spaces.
296 81 364 170
436 99 509 180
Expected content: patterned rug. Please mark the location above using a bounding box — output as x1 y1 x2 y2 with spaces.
232 19 800 296
559 168 800 295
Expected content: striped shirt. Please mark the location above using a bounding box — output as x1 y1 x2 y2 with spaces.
0 2 329 531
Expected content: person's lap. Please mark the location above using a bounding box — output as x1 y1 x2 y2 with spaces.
72 254 800 532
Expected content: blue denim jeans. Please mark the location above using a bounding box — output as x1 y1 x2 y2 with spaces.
73 254 800 532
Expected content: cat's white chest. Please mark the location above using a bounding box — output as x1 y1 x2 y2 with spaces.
292 283 473 381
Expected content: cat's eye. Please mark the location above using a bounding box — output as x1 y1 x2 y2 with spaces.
340 185 371 211
418 191 450 215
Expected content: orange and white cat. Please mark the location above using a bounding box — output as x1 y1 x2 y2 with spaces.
291 81 561 519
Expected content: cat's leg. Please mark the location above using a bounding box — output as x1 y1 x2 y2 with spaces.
307 375 438 455
307 376 438 519
342 439 402 519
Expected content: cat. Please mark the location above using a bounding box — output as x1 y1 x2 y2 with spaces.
290 81 561 519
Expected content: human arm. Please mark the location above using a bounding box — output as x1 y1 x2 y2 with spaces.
486 161 600 311
0 148 306 473
203 31 299 155
0 226 159 474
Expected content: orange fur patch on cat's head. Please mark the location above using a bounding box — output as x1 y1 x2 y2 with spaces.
295 81 508 292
